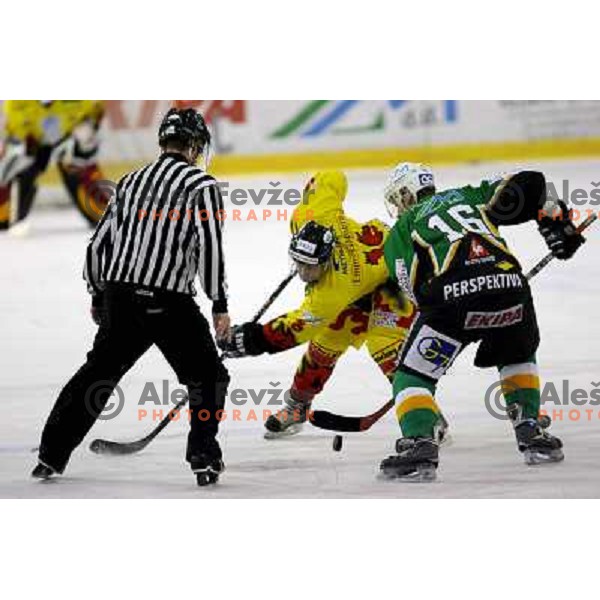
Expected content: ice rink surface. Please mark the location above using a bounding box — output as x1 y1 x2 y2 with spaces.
1 158 600 498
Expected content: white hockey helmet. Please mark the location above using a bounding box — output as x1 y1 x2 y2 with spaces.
384 162 436 219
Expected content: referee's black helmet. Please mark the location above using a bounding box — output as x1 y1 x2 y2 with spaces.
158 108 211 155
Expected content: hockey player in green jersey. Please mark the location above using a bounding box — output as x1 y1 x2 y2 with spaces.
381 162 585 481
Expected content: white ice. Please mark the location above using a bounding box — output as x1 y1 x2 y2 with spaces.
2 158 600 498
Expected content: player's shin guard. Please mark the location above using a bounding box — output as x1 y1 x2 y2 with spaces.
383 365 441 482
499 359 563 464
393 370 440 438
264 343 339 438
499 359 540 421
291 343 339 402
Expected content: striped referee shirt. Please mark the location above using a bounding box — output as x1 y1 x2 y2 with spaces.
84 152 228 312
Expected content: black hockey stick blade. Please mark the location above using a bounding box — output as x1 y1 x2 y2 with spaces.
89 437 152 456
311 399 395 433
309 411 364 432
89 396 188 456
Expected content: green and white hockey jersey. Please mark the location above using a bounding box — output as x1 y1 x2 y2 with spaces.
384 178 518 304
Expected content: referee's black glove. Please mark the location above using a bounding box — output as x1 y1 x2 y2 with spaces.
538 200 585 260
90 293 106 326
218 323 267 358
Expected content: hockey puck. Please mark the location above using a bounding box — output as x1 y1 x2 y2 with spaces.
332 435 343 452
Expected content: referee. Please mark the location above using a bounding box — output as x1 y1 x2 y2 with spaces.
32 108 231 486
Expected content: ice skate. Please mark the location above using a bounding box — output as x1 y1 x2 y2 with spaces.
190 438 225 486
31 461 58 481
191 454 225 487
380 437 439 482
515 418 564 465
264 396 311 439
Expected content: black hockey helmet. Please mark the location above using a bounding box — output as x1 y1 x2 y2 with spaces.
289 221 335 265
158 108 211 155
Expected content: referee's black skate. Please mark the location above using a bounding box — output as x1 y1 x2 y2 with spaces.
380 437 439 482
31 461 58 481
191 452 225 487
514 418 564 465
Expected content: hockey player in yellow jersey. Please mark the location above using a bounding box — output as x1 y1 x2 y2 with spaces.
0 100 110 232
220 170 435 438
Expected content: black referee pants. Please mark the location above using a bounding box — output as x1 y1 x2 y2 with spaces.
38 284 229 473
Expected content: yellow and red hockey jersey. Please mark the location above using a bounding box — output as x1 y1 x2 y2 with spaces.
263 170 392 349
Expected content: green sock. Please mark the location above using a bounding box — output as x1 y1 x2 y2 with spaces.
393 370 439 438
498 356 540 420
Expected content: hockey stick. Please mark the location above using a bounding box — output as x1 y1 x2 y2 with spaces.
89 269 297 455
311 214 598 433
242 268 298 323
309 399 395 433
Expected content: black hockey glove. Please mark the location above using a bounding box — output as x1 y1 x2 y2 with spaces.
90 293 106 326
218 322 268 358
538 200 585 260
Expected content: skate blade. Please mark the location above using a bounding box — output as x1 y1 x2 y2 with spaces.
379 464 438 483
523 448 565 465
31 472 57 482
263 423 304 440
